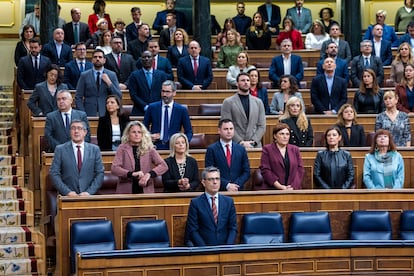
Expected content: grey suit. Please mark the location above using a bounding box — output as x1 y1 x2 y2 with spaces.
350 55 384 88
75 69 121 116
270 92 304 115
220 94 266 147
49 141 104 195
44 109 91 151
320 39 352 63
286 7 312 33
27 81 68 116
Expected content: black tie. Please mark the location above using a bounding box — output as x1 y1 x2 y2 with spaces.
96 72 100 90
34 57 38 74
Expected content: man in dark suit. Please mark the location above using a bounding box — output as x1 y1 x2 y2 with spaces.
104 36 135 89
17 37 51 90
64 42 93 90
185 166 237 246
126 7 143 44
159 13 177 50
316 41 349 84
143 80 193 150
286 0 313 33
350 40 384 88
257 0 281 34
205 119 250 191
233 2 252 35
127 23 150 61
320 23 352 63
63 8 91 46
269 39 304 88
45 90 90 152
311 57 348 114
152 0 188 34
75 49 121 116
41 28 73 67
177 40 213 90
136 40 173 80
127 50 169 116
371 24 392 66
49 119 104 196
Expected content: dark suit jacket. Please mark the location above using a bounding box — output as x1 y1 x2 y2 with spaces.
177 55 213 89
185 193 237 246
126 22 139 43
104 53 136 84
17 55 51 90
316 57 349 84
41 41 73 67
269 54 304 87
127 69 169 116
336 124 366 147
96 113 130 151
27 81 68 116
49 141 104 195
167 45 189 67
152 9 187 34
280 117 314 147
350 55 384 87
257 4 281 34
63 21 91 46
143 101 193 149
63 59 93 90
260 143 304 189
127 38 149 61
162 156 199 192
44 109 91 151
310 74 348 114
320 39 352 63
205 141 250 190
136 55 173 80
75 69 121 116
372 39 392 66
14 41 29 66
159 28 172 50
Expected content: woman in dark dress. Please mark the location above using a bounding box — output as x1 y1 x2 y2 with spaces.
353 69 384 114
335 104 366 147
245 12 271 50
14 24 36 66
167 28 189 67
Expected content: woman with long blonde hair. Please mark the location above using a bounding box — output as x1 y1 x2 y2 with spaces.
390 42 414 85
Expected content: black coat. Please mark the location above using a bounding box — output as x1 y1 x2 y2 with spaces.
97 114 130 151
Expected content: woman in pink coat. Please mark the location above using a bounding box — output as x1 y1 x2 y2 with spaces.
111 121 168 194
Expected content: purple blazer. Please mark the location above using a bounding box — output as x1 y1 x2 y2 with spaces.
259 143 304 189
111 143 168 194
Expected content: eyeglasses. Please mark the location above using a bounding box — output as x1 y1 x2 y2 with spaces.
76 48 87 51
205 177 220 182
100 22 108 25
70 126 85 131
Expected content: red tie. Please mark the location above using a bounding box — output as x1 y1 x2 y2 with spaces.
226 144 231 167
211 196 218 224
152 58 156 69
193 57 198 76
117 54 121 68
77 145 82 172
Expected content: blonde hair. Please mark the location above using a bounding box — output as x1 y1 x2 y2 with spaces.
279 96 309 131
336 103 359 126
168 133 190 157
394 42 414 63
121 121 154 155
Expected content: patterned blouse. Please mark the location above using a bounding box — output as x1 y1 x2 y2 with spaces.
375 111 411 146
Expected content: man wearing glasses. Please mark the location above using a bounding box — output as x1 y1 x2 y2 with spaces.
64 42 93 90
185 166 237 246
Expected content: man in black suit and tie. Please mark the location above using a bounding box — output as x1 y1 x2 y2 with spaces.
257 0 281 34
127 50 169 116
49 119 104 196
64 42 93 90
177 40 213 90
104 36 135 89
41 28 73 67
320 23 352 63
136 40 173 80
63 8 91 47
311 57 348 114
205 119 250 191
125 7 143 44
159 13 177 50
17 37 51 90
185 166 237 246
45 90 90 152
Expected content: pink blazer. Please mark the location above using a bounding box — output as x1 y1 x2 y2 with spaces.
111 143 168 193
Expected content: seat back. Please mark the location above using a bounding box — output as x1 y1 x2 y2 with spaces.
125 219 170 249
70 220 116 273
400 211 414 239
349 211 392 240
189 133 206 149
241 213 284 244
288 212 332 242
199 104 222 116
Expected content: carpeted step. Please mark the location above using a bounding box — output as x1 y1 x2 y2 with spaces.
0 166 17 176
0 212 31 227
0 176 18 187
0 129 11 136
0 156 15 166
0 136 12 146
0 227 33 245
0 200 25 212
0 258 42 274
0 146 12 156
0 187 23 200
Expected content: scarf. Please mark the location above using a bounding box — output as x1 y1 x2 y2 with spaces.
374 150 394 188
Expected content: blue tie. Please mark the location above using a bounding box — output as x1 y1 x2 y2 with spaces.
65 113 70 133
365 57 369 68
146 71 152 88
162 105 169 142
79 62 84 72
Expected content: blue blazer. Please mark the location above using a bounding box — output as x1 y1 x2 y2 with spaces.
125 22 139 44
143 101 193 149
126 69 169 116
310 74 348 114
257 4 281 34
75 68 121 116
269 54 304 87
371 40 392 66
286 7 312 33
167 45 189 67
177 55 213 90
316 57 349 84
205 141 250 190
44 109 91 151
49 141 104 195
152 10 187 33
17 55 51 90
41 41 73 67
27 81 68 116
185 193 237 246
63 60 93 90
136 55 174 80
364 24 399 47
